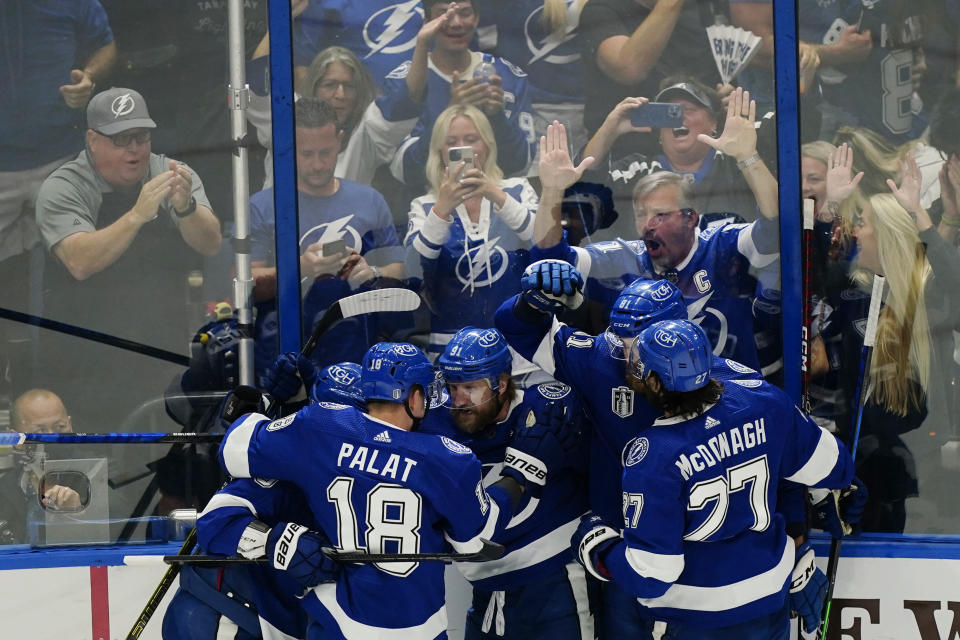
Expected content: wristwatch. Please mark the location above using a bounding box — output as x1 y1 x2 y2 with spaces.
174 196 197 218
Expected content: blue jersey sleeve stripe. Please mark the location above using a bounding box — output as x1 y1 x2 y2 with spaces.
411 233 441 259
221 413 267 478
784 426 840 486
737 220 779 269
636 537 793 613
572 246 592 278
456 517 580 582
312 582 448 640
531 316 563 376
199 492 258 519
445 497 502 553
624 546 685 583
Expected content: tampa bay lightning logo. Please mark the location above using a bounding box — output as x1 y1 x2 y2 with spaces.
363 0 423 59
111 93 136 118
724 359 757 375
442 436 473 455
477 330 501 348
654 328 678 348
455 238 509 289
327 365 357 386
537 382 570 400
523 2 580 66
300 215 363 255
623 437 649 467
394 344 420 356
651 282 674 302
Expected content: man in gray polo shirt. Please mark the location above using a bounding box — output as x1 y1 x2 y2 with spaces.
34 87 222 430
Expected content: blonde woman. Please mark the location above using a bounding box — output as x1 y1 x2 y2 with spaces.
405 105 537 359
822 153 960 532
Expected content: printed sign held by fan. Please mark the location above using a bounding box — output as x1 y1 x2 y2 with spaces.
706 25 762 85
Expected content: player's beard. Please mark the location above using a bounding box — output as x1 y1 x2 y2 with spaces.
625 369 666 412
450 396 501 435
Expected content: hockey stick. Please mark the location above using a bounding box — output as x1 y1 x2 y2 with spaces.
801 199 815 414
818 274 884 640
126 528 197 639
123 287 421 638
0 432 226 446
124 539 505 566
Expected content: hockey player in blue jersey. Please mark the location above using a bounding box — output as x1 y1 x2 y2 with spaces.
381 0 538 188
420 326 593 639
218 342 575 639
571 320 868 638
529 96 780 370
495 261 812 636
405 104 538 358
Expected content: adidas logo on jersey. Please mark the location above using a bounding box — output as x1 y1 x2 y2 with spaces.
373 430 392 443
704 416 721 429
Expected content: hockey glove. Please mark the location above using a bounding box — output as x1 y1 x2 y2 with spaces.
810 477 868 537
219 385 274 429
571 513 620 581
265 522 339 589
789 541 828 634
520 260 584 313
262 352 319 403
501 401 578 496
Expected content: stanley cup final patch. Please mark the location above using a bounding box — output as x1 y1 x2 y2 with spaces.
612 386 634 418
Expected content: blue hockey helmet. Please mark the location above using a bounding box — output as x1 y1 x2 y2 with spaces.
361 342 438 405
631 320 712 392
437 327 513 390
311 362 365 409
608 279 686 338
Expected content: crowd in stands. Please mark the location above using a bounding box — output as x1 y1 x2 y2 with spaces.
3 0 960 546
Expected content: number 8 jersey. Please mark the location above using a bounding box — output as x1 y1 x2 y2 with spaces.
219 402 515 640
605 379 854 629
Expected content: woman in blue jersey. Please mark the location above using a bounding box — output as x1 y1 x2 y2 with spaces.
405 104 538 360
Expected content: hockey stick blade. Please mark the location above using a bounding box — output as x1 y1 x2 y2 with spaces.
126 539 505 567
301 288 420 357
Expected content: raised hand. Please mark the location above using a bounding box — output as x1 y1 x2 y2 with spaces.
133 172 175 223
538 121 595 192
601 97 652 136
824 142 863 205
59 69 95 109
886 154 922 216
697 87 757 162
168 161 194 213
520 259 585 313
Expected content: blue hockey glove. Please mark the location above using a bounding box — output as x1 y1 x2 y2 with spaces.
571 513 620 581
789 541 828 634
520 260 584 313
265 522 339 589
810 477 868 537
501 401 578 495
262 352 319 403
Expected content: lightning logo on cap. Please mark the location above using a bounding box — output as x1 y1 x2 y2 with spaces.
524 4 580 66
111 94 136 119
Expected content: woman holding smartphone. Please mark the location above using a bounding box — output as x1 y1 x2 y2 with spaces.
405 104 538 362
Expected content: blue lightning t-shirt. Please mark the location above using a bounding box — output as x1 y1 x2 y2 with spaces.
220 403 514 640
477 0 586 105
530 216 780 371
420 381 589 591
249 180 404 371
406 179 536 356
604 380 854 628
292 0 424 88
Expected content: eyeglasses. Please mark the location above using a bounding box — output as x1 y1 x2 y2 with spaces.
317 80 357 95
644 208 695 225
96 129 151 148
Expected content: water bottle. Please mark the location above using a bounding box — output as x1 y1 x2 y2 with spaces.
474 53 496 84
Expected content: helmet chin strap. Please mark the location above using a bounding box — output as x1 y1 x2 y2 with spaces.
403 387 429 431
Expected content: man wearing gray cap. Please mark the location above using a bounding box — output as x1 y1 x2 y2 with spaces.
34 88 222 430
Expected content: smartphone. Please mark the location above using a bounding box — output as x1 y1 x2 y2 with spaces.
447 146 475 170
630 102 685 129
321 238 346 257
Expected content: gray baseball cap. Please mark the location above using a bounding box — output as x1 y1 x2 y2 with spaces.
87 88 157 135
655 82 718 113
